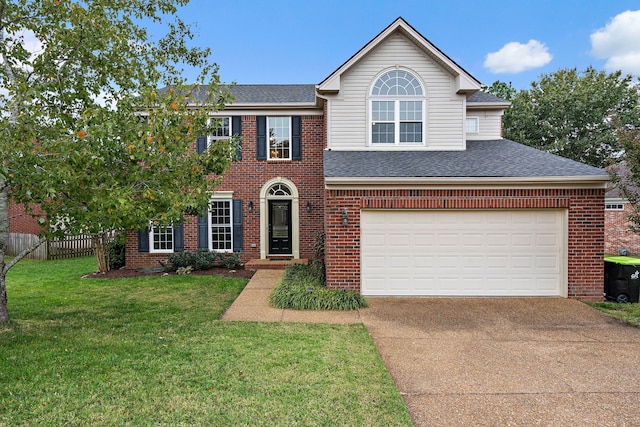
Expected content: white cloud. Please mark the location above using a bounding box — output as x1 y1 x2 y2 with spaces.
591 10 640 76
484 40 552 74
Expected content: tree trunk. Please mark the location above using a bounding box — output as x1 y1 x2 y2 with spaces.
93 232 111 274
0 274 8 324
1 183 10 323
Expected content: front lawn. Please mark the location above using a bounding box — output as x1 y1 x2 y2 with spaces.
588 301 640 327
0 257 411 426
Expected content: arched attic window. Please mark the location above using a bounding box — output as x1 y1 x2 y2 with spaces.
370 70 425 145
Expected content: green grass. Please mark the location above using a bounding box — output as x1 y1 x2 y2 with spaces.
0 257 411 426
588 301 640 327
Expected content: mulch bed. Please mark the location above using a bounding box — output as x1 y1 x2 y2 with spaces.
84 266 256 280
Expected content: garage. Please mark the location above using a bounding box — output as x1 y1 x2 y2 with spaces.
360 209 567 297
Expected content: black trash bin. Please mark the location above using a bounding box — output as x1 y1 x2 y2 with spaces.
604 255 640 303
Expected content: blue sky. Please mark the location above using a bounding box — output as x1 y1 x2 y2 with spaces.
168 0 640 90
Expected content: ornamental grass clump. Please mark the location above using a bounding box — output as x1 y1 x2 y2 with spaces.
269 263 367 311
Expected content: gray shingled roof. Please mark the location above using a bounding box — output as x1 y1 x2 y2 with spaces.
162 84 317 105
467 91 508 103
176 85 504 105
229 84 316 104
324 140 609 179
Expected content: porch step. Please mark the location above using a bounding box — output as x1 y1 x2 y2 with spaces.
245 258 308 270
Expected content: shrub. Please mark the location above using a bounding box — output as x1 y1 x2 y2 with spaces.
270 263 367 311
218 252 241 269
107 233 126 270
176 266 193 275
166 250 216 272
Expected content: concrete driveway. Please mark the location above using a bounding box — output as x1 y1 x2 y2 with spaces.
360 298 640 426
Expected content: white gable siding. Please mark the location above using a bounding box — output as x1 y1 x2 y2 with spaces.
326 33 465 151
466 109 504 140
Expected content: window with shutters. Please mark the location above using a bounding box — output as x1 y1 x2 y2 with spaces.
207 117 232 149
149 222 173 253
267 117 291 160
209 200 233 251
369 70 426 145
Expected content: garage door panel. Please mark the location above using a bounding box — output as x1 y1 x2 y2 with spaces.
361 210 566 297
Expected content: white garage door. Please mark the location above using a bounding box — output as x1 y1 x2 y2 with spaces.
360 210 566 297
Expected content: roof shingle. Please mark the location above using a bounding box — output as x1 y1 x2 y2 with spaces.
324 140 609 179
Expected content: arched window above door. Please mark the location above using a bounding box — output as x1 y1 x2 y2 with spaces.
268 184 292 197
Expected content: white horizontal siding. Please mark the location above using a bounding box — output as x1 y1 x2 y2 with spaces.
466 109 504 140
326 33 465 151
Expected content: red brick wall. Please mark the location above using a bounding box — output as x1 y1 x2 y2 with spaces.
324 188 605 301
125 113 326 270
604 203 640 255
9 201 44 235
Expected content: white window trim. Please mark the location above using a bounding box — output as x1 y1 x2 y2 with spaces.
149 222 174 254
267 116 292 160
466 116 480 134
369 99 426 146
605 202 625 211
368 69 426 146
208 197 234 252
207 116 232 149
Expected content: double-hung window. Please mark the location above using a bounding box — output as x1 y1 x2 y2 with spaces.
149 223 173 253
267 117 291 160
207 117 231 148
370 70 425 145
209 200 233 251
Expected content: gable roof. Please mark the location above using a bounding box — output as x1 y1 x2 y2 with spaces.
317 17 482 95
324 140 609 185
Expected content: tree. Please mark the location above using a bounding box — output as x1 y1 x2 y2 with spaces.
0 0 235 323
613 125 640 232
483 80 515 101
502 67 640 168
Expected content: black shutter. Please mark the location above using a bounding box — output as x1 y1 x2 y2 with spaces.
173 223 184 252
196 136 207 154
138 229 149 253
232 116 242 160
197 215 209 250
232 199 243 252
292 116 301 160
256 116 267 160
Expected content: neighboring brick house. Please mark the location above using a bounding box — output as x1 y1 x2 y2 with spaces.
605 163 640 255
126 17 609 300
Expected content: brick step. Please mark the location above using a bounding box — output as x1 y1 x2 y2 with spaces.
245 258 308 270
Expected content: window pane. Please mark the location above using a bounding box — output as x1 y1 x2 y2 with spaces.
152 224 173 251
372 123 395 143
400 122 422 143
400 101 422 121
211 117 230 138
466 117 479 133
268 117 291 159
372 101 394 121
371 70 423 96
210 200 232 251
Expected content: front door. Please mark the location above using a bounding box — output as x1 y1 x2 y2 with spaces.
269 200 292 254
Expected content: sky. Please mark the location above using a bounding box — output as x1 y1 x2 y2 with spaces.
165 0 640 90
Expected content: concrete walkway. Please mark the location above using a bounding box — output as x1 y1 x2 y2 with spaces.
222 270 640 426
220 269 361 323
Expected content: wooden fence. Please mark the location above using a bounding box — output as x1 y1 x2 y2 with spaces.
7 233 95 261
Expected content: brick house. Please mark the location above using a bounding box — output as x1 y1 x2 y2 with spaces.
605 163 640 255
125 17 609 300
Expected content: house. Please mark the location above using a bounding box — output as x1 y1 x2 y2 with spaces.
125 17 609 300
605 163 640 255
